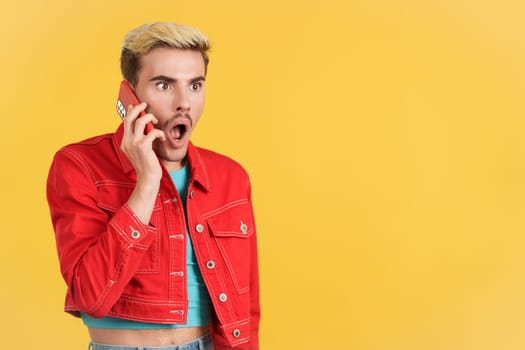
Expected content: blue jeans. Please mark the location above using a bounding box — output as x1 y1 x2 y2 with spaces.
88 332 213 350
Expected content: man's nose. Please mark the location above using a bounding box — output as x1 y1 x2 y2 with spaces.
174 88 191 112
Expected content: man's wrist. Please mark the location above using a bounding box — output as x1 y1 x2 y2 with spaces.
127 178 160 224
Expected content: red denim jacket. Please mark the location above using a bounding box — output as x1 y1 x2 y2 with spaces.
46 125 260 349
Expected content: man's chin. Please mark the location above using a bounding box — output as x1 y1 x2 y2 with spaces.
157 147 189 171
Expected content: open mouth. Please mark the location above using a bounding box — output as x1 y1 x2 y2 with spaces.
165 114 192 144
171 124 187 141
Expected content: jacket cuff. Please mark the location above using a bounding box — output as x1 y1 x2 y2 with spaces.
109 204 157 252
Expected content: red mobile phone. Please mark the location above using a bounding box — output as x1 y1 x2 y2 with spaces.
116 80 154 134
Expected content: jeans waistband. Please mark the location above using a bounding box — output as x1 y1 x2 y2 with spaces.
88 331 213 350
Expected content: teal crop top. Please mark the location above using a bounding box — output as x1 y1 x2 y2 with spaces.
81 164 212 329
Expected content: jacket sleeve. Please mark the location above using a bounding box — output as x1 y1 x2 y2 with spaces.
46 147 157 318
247 180 260 349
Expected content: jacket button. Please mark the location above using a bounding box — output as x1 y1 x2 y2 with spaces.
131 229 140 239
189 190 194 199
232 329 241 338
195 224 204 233
206 260 216 269
219 293 228 302
240 222 248 233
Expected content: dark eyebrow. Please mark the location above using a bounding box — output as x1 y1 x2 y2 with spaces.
191 76 206 84
149 75 176 83
149 75 206 84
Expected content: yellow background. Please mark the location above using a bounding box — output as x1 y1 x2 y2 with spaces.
1 0 525 349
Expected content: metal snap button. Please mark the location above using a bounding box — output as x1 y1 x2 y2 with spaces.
240 221 248 233
195 224 204 233
219 293 228 302
189 190 194 199
232 329 241 338
206 260 216 269
131 229 140 239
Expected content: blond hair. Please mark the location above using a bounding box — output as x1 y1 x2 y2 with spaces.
120 22 211 84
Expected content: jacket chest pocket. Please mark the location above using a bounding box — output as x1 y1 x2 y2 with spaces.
206 201 255 294
96 182 161 274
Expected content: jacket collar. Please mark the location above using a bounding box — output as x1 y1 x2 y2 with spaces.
112 124 211 192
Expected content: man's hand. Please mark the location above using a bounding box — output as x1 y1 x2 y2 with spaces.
120 102 166 224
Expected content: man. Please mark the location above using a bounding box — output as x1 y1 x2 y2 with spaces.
47 22 260 350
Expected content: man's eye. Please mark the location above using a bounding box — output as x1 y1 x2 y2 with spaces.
157 82 170 90
191 82 203 91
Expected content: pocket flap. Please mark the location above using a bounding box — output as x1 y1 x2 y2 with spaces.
207 202 255 238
